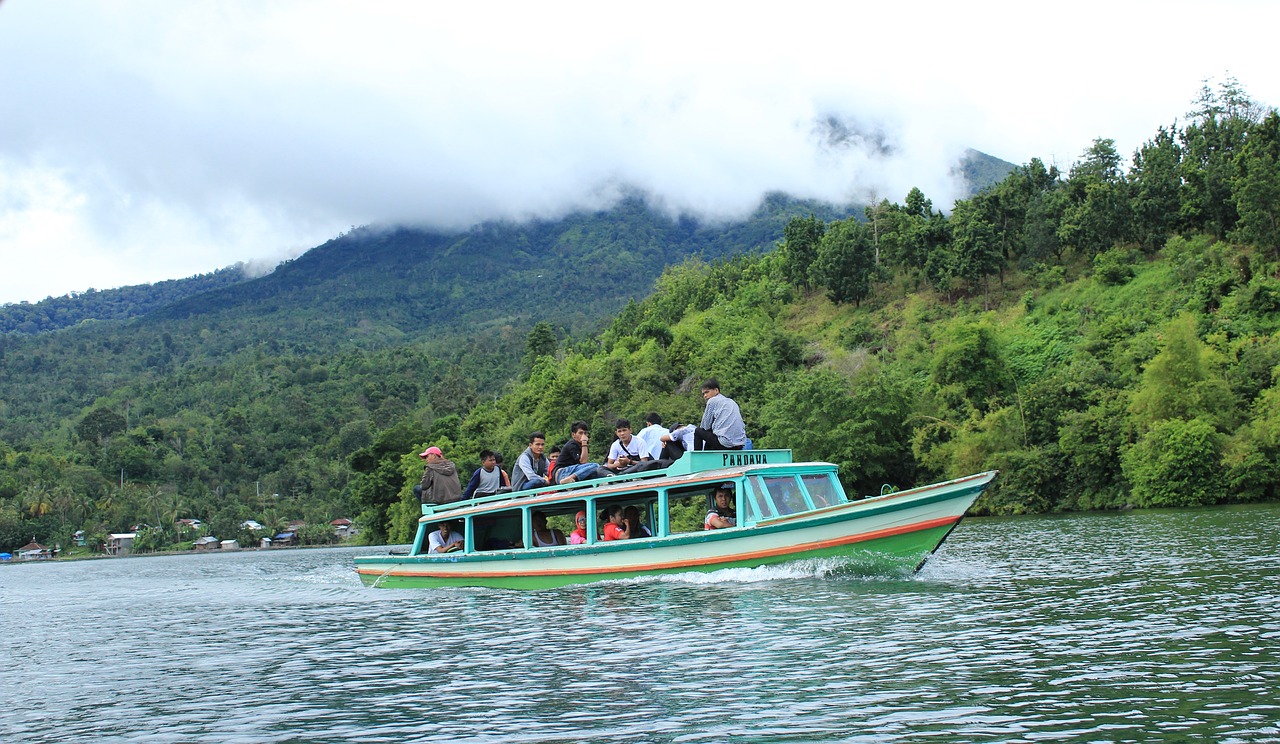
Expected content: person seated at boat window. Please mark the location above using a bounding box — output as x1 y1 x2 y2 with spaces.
554 421 611 485
705 483 738 530
513 432 551 491
462 449 511 500
601 504 631 541
531 511 566 547
569 510 589 544
624 505 653 538
428 521 464 553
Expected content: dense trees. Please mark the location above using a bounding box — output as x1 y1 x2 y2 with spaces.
2 80 1277 552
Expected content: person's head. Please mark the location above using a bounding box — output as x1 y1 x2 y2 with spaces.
532 511 548 530
573 510 587 532
528 432 546 455
419 445 444 462
603 504 624 524
714 482 736 511
437 520 452 535
571 420 590 443
549 445 561 461
623 505 640 524
614 418 632 441
644 412 662 426
479 449 497 471
700 378 721 400
494 452 504 467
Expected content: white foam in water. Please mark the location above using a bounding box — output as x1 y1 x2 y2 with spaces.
606 556 916 586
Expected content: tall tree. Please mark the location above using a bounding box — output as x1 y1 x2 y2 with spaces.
779 214 826 288
1231 110 1280 257
814 219 876 306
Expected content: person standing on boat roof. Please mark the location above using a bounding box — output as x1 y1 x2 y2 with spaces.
427 520 464 553
705 483 738 529
693 378 747 451
415 446 462 505
462 449 511 499
553 421 611 484
513 432 551 491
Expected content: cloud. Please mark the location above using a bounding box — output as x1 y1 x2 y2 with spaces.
1 0 1278 304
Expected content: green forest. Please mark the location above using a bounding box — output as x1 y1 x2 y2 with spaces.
3 79 1277 554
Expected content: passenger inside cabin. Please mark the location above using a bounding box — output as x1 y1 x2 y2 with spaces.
569 510 588 544
624 505 653 538
428 520 464 553
705 483 738 530
601 504 631 541
531 511 566 547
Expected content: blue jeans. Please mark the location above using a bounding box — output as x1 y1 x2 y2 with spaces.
556 463 607 484
517 477 549 491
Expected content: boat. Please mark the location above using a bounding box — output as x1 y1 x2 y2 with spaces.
354 449 997 590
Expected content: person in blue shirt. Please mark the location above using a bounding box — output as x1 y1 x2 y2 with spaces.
693 378 747 451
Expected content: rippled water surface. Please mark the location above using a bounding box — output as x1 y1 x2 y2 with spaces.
4 505 1279 743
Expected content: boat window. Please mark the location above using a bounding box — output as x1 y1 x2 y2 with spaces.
801 474 841 508
745 476 772 520
763 476 808 515
665 486 709 533
472 510 522 551
595 492 659 540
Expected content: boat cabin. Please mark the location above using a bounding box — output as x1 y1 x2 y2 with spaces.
409 449 847 556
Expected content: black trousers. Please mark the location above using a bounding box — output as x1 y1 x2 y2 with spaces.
694 427 744 451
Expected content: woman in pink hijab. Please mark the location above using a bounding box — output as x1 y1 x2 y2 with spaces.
569 510 588 544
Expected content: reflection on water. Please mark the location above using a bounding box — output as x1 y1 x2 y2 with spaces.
3 506 1279 742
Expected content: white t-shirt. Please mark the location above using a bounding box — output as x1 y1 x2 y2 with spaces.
634 423 671 460
667 425 696 453
428 529 464 553
608 436 646 463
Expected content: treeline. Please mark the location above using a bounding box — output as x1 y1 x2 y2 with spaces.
344 79 1280 542
0 195 857 553
0 265 250 335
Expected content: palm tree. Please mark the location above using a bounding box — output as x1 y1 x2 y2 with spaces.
20 482 53 519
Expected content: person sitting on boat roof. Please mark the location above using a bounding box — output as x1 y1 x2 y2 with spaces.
569 510 588 544
635 412 673 460
414 446 462 505
531 511 566 547
624 505 653 538
601 504 631 541
553 421 611 485
427 520 464 553
462 449 512 500
513 432 551 491
605 419 646 473
705 483 738 530
693 378 747 451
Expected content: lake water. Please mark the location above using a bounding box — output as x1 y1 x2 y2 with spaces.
3 504 1279 743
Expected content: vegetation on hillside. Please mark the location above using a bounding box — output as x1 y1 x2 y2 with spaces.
2 78 1275 551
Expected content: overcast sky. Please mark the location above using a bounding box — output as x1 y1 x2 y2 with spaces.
1 0 1277 305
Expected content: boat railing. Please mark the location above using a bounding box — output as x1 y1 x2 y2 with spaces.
421 449 797 516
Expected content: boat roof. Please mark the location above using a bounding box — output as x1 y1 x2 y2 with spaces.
421 449 835 522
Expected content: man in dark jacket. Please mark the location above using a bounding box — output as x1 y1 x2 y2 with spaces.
415 446 462 505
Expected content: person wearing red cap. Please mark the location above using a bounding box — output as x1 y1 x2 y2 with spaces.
415 446 462 505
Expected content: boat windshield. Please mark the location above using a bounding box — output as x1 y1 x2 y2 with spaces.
744 471 844 520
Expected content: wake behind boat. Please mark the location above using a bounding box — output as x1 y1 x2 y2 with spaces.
354 449 996 590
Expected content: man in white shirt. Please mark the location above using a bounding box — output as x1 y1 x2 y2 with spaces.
633 412 672 461
606 419 646 471
427 521 464 553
